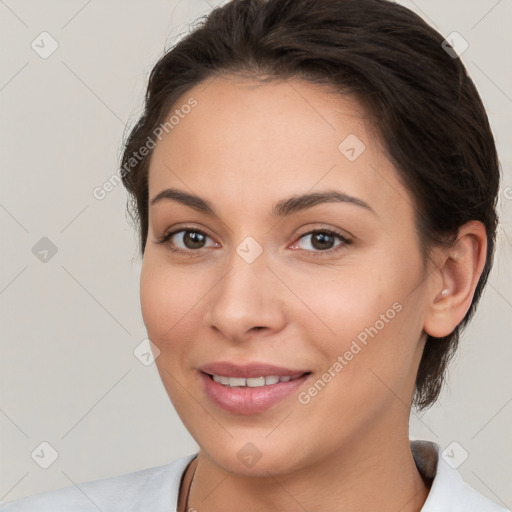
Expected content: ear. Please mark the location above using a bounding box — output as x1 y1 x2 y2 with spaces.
423 220 488 338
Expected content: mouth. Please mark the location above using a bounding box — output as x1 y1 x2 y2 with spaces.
202 371 310 388
198 364 313 415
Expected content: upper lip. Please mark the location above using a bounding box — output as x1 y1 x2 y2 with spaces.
199 362 311 379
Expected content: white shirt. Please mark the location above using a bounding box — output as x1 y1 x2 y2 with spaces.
1 440 508 511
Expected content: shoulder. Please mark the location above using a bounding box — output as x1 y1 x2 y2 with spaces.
0 454 197 512
411 440 509 512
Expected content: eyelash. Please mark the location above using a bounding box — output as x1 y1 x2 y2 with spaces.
156 226 352 257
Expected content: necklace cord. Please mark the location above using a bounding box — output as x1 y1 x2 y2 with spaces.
182 457 198 512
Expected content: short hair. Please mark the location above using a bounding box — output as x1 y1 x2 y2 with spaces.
120 0 500 410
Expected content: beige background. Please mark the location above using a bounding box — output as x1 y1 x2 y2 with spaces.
0 0 511 507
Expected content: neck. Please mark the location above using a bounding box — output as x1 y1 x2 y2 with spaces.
185 426 430 512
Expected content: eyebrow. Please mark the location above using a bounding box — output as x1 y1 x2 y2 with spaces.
149 187 376 217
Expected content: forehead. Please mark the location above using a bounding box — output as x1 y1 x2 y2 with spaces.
148 76 411 222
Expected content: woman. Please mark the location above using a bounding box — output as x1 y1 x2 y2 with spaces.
2 0 508 510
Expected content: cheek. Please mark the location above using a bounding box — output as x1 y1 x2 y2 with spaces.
291 265 395 347
296 253 421 378
313 276 424 412
139 255 208 342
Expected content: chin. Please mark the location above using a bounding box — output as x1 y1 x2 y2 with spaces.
198 435 312 477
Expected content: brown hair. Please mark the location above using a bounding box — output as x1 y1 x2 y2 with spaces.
120 0 500 410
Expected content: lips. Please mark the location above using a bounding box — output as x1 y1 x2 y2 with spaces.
198 361 312 414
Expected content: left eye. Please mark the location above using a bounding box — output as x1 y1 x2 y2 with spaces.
293 230 350 252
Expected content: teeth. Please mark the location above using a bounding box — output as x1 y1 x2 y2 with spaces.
246 377 266 387
211 374 301 387
214 375 230 386
228 377 246 387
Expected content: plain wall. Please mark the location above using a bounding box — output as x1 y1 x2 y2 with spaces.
0 0 511 507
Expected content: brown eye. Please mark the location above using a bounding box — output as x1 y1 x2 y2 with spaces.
293 229 352 255
156 229 218 253
177 230 208 249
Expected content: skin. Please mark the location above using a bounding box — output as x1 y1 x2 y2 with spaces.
140 75 487 512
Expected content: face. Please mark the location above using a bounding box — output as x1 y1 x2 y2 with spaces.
140 75 433 476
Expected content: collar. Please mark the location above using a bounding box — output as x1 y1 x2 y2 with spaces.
411 440 507 511
170 441 507 511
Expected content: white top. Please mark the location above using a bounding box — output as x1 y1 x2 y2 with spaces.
1 440 508 511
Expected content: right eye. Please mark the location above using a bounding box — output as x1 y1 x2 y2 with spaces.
156 228 219 254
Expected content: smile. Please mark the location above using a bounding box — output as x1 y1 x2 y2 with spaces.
199 370 312 414
208 373 305 387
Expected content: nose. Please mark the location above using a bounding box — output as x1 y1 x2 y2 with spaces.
203 247 287 343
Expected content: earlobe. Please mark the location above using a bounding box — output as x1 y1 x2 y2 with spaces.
423 220 487 338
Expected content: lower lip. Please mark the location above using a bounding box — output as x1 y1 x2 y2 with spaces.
199 371 310 415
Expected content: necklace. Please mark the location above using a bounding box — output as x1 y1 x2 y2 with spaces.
182 457 198 512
